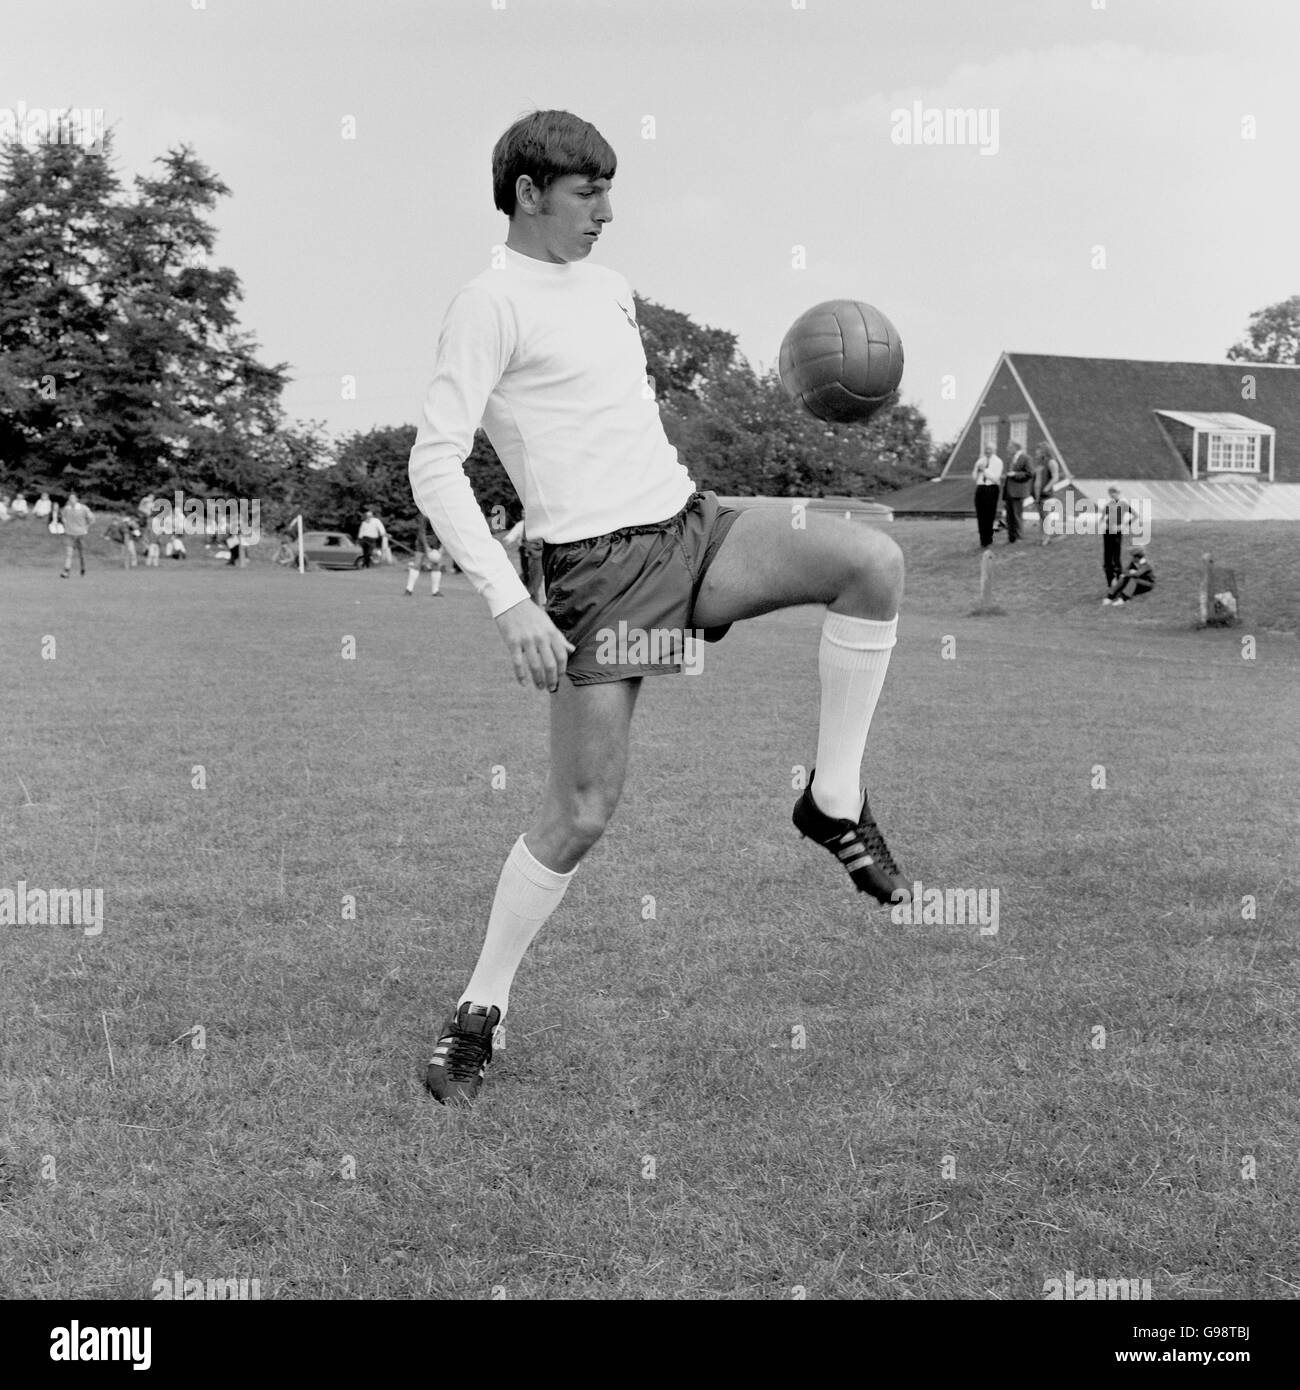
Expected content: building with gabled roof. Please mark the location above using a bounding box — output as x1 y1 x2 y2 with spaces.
886 353 1300 520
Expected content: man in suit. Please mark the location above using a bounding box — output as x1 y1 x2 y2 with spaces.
1002 444 1034 544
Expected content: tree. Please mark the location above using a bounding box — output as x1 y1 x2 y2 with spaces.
0 130 290 499
633 295 741 403
0 130 120 488
301 424 518 547
1227 295 1300 364
659 360 933 498
631 292 934 497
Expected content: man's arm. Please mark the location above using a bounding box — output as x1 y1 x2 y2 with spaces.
408 286 572 690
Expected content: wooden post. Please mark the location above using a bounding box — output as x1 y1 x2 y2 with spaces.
969 549 1006 616
1199 552 1211 626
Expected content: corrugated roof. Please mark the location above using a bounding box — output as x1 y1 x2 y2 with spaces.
888 477 1086 516
1071 480 1300 521
1154 409 1276 434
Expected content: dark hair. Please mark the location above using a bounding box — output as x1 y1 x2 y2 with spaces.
492 110 617 217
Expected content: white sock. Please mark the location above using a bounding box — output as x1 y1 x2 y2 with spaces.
458 835 575 1018
812 611 898 821
430 571 441 594
404 567 417 593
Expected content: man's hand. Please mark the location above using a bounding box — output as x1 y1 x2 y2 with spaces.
495 598 576 692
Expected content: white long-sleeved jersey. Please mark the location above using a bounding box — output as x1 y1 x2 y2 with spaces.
408 245 696 617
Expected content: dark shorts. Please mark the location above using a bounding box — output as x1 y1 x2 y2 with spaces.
542 490 742 686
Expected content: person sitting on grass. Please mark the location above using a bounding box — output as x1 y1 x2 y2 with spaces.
1103 548 1155 606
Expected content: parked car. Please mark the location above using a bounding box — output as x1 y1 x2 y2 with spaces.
302 530 364 569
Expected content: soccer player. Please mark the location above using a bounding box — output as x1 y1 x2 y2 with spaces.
409 110 909 1105
404 514 444 596
58 492 94 578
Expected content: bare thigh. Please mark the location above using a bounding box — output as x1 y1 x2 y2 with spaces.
525 677 642 873
693 506 904 628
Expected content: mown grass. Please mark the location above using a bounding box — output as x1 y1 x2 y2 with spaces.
0 520 1296 1300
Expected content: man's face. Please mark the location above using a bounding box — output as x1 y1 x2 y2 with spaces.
531 174 613 262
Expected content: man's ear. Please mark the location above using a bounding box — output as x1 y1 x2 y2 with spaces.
515 174 543 216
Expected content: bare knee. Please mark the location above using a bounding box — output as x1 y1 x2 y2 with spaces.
565 788 617 852
531 783 621 869
838 530 903 618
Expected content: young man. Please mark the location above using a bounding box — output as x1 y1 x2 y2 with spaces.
1100 485 1131 591
404 514 444 596
408 110 908 1105
59 492 94 578
1103 547 1154 605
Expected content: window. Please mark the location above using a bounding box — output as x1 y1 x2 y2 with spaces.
1206 432 1260 473
979 418 999 453
1008 416 1028 451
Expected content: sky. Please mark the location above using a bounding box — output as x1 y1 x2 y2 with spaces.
6 0 1299 447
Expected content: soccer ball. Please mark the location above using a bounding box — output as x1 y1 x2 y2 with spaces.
778 299 904 424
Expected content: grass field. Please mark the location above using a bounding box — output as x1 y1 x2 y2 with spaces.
1 516 1297 1300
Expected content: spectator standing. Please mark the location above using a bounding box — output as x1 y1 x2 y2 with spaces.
106 514 140 568
59 492 94 577
357 508 387 568
1003 445 1033 544
1100 485 1131 591
1032 448 1060 544
972 444 1004 549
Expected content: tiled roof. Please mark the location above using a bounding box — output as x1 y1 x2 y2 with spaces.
1005 354 1300 480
